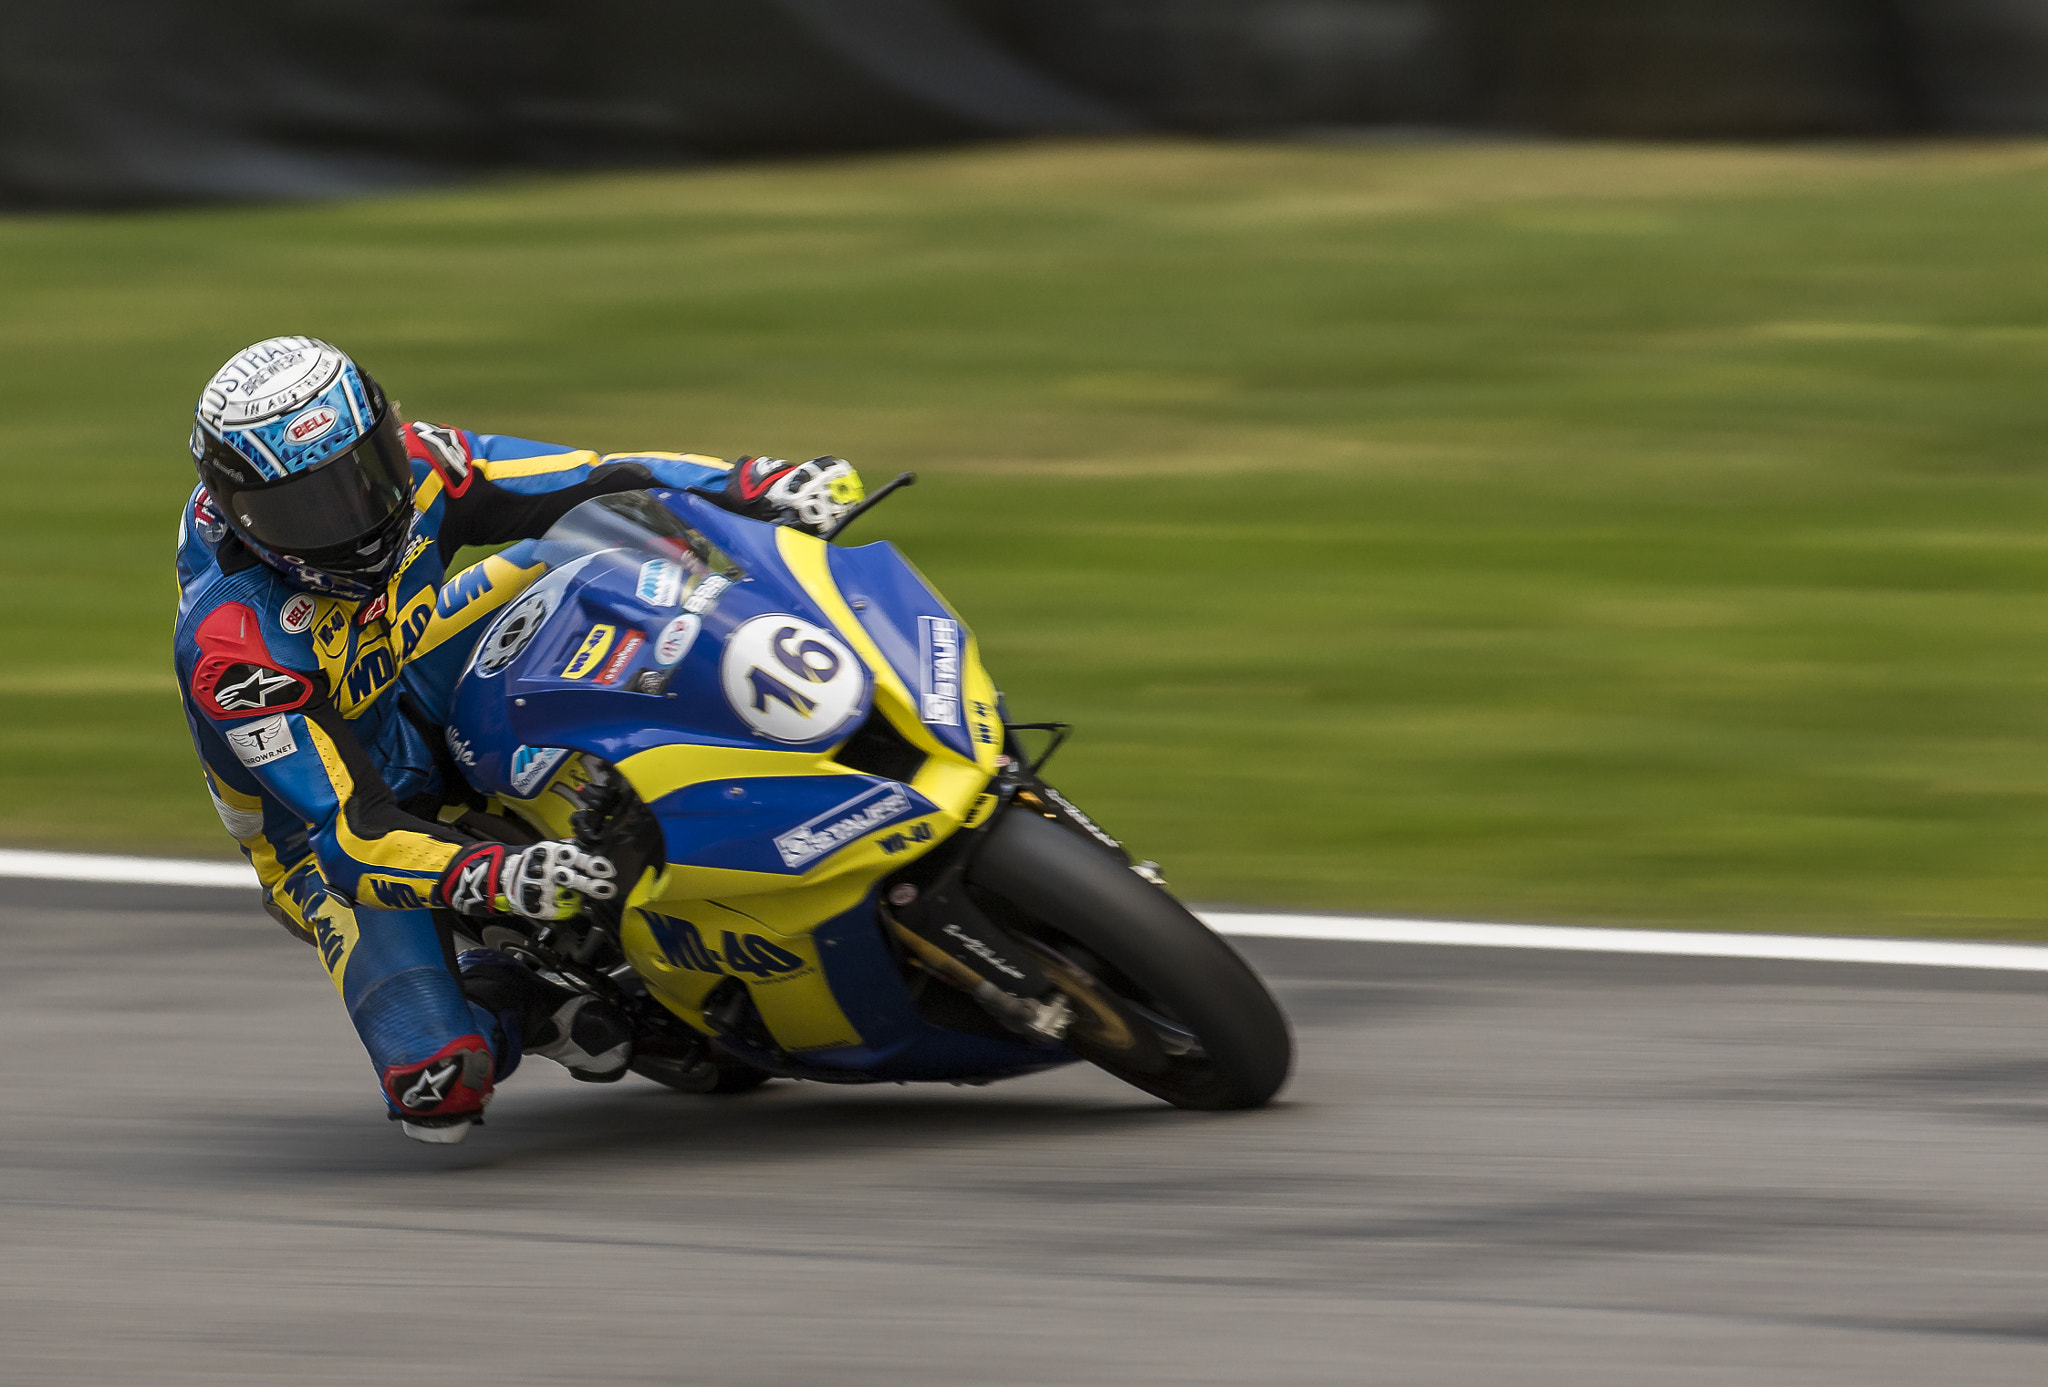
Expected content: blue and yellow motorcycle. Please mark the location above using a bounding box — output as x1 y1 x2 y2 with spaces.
444 480 1291 1109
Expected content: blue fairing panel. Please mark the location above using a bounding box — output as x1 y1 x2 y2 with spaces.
650 775 937 876
804 898 1070 1080
826 541 980 763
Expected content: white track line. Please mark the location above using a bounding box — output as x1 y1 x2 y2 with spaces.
1203 912 2048 973
5 848 2045 973
0 848 256 889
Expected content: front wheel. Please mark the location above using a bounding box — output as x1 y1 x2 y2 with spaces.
966 808 1292 1110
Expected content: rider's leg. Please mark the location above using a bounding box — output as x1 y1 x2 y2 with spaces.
457 949 632 1082
304 886 507 1141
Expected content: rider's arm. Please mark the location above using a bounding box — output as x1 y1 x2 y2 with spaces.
414 426 733 556
183 600 470 906
198 693 468 910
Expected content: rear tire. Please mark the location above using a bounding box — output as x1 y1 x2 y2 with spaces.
967 808 1292 1110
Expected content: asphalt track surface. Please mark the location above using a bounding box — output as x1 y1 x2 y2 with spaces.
6 880 2048 1385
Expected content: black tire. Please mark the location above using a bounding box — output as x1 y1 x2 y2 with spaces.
967 808 1292 1110
630 1049 775 1095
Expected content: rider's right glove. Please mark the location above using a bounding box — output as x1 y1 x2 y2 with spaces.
436 840 618 922
719 455 865 536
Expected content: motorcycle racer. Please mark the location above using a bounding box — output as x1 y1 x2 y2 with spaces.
174 336 863 1143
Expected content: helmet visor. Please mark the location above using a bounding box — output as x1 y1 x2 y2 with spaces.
215 414 415 565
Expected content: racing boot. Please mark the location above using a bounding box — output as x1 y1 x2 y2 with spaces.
458 949 632 1082
383 1036 496 1145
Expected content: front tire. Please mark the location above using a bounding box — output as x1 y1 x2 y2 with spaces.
967 808 1292 1110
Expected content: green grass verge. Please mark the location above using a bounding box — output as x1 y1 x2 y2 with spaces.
9 139 2048 936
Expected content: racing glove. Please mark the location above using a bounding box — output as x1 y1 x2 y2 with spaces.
438 840 618 922
721 456 865 536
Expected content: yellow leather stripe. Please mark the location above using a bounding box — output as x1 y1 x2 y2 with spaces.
477 450 603 481
304 721 462 881
600 452 733 470
414 553 545 661
773 527 955 761
412 471 443 511
206 766 262 812
615 743 856 806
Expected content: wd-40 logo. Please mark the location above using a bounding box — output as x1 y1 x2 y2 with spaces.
877 822 935 855
312 601 352 661
395 600 433 658
306 895 357 976
436 563 494 619
562 625 615 680
644 914 807 979
363 876 426 910
343 642 397 708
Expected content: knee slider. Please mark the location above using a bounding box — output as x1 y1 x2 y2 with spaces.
381 1034 494 1121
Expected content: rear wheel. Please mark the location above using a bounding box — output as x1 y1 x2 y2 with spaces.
967 808 1292 1110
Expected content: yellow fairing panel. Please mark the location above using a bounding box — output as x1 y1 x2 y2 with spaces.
592 536 1004 1048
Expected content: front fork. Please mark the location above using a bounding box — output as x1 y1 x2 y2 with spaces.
878 722 1152 1045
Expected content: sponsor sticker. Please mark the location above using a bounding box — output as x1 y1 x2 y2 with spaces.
508 745 570 797
562 624 616 680
445 728 477 768
226 714 296 768
192 491 228 544
285 404 339 444
683 573 732 615
472 588 556 677
278 593 317 635
719 614 864 744
596 630 645 685
654 613 700 666
312 600 352 661
918 615 962 725
636 559 683 608
774 784 915 869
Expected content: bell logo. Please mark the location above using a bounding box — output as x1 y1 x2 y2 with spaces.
287 405 339 443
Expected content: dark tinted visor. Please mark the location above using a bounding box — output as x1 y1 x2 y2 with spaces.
217 414 414 558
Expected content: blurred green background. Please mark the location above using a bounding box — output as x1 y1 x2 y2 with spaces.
9 139 2048 936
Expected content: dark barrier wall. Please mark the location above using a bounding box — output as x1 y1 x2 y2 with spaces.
10 0 2048 207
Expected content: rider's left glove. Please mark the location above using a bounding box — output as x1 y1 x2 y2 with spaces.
723 455 865 536
436 840 618 922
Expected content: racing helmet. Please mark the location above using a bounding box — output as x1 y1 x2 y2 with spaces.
190 336 416 599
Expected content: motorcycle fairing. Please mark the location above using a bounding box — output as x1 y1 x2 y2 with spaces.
449 489 1043 1079
823 542 999 766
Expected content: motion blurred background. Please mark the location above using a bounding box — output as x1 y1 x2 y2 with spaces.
11 1 2048 935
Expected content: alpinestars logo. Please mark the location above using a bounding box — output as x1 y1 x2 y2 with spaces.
214 663 308 712
399 1059 460 1112
412 422 471 490
443 845 505 916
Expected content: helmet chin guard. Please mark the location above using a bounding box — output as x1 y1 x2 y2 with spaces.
190 336 416 595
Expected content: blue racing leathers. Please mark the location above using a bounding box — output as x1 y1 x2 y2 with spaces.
173 420 729 1122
